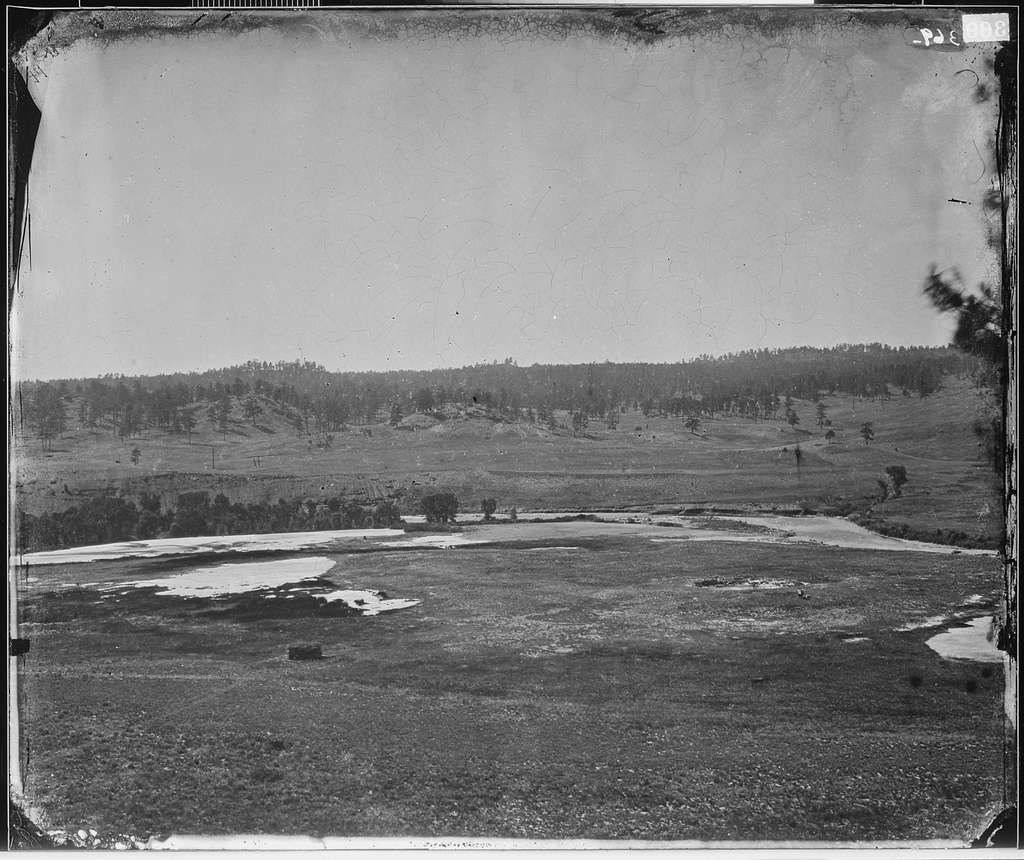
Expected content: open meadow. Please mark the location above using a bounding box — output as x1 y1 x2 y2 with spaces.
16 517 1007 843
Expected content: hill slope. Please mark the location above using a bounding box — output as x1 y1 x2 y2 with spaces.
12 374 1003 549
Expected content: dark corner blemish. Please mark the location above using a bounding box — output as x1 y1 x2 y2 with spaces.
972 805 1018 848
8 800 56 849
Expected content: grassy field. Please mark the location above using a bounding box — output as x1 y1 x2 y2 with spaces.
17 527 1006 842
12 376 1004 548
12 372 1009 843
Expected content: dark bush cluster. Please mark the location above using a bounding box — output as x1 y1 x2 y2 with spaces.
16 491 405 552
420 492 458 524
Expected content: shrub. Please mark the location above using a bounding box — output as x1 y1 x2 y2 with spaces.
136 509 162 539
342 502 368 529
372 500 403 528
885 465 909 497
421 492 458 524
172 491 211 537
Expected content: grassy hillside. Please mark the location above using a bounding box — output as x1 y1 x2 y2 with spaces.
12 375 1003 548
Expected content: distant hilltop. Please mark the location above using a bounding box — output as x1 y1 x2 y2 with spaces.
14 345 980 434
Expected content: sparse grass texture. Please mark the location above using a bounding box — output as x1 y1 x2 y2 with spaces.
13 378 1004 549
18 536 1005 842
12 371 1007 841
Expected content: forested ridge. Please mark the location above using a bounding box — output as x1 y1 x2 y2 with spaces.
17 344 977 447
12 343 997 553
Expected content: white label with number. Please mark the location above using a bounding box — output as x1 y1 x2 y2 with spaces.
961 13 1011 43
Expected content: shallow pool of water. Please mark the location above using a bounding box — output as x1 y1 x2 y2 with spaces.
925 616 1003 663
19 528 407 566
403 533 491 548
121 556 338 597
17 512 997 567
319 589 421 615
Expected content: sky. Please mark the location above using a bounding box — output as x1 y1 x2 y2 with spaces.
11 10 1002 381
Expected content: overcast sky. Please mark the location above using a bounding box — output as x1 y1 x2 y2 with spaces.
11 10 1001 380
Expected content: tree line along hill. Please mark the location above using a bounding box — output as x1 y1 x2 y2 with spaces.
11 344 1003 553
16 344 981 450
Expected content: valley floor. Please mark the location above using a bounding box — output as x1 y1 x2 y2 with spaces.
13 521 1009 844
10 380 1010 844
